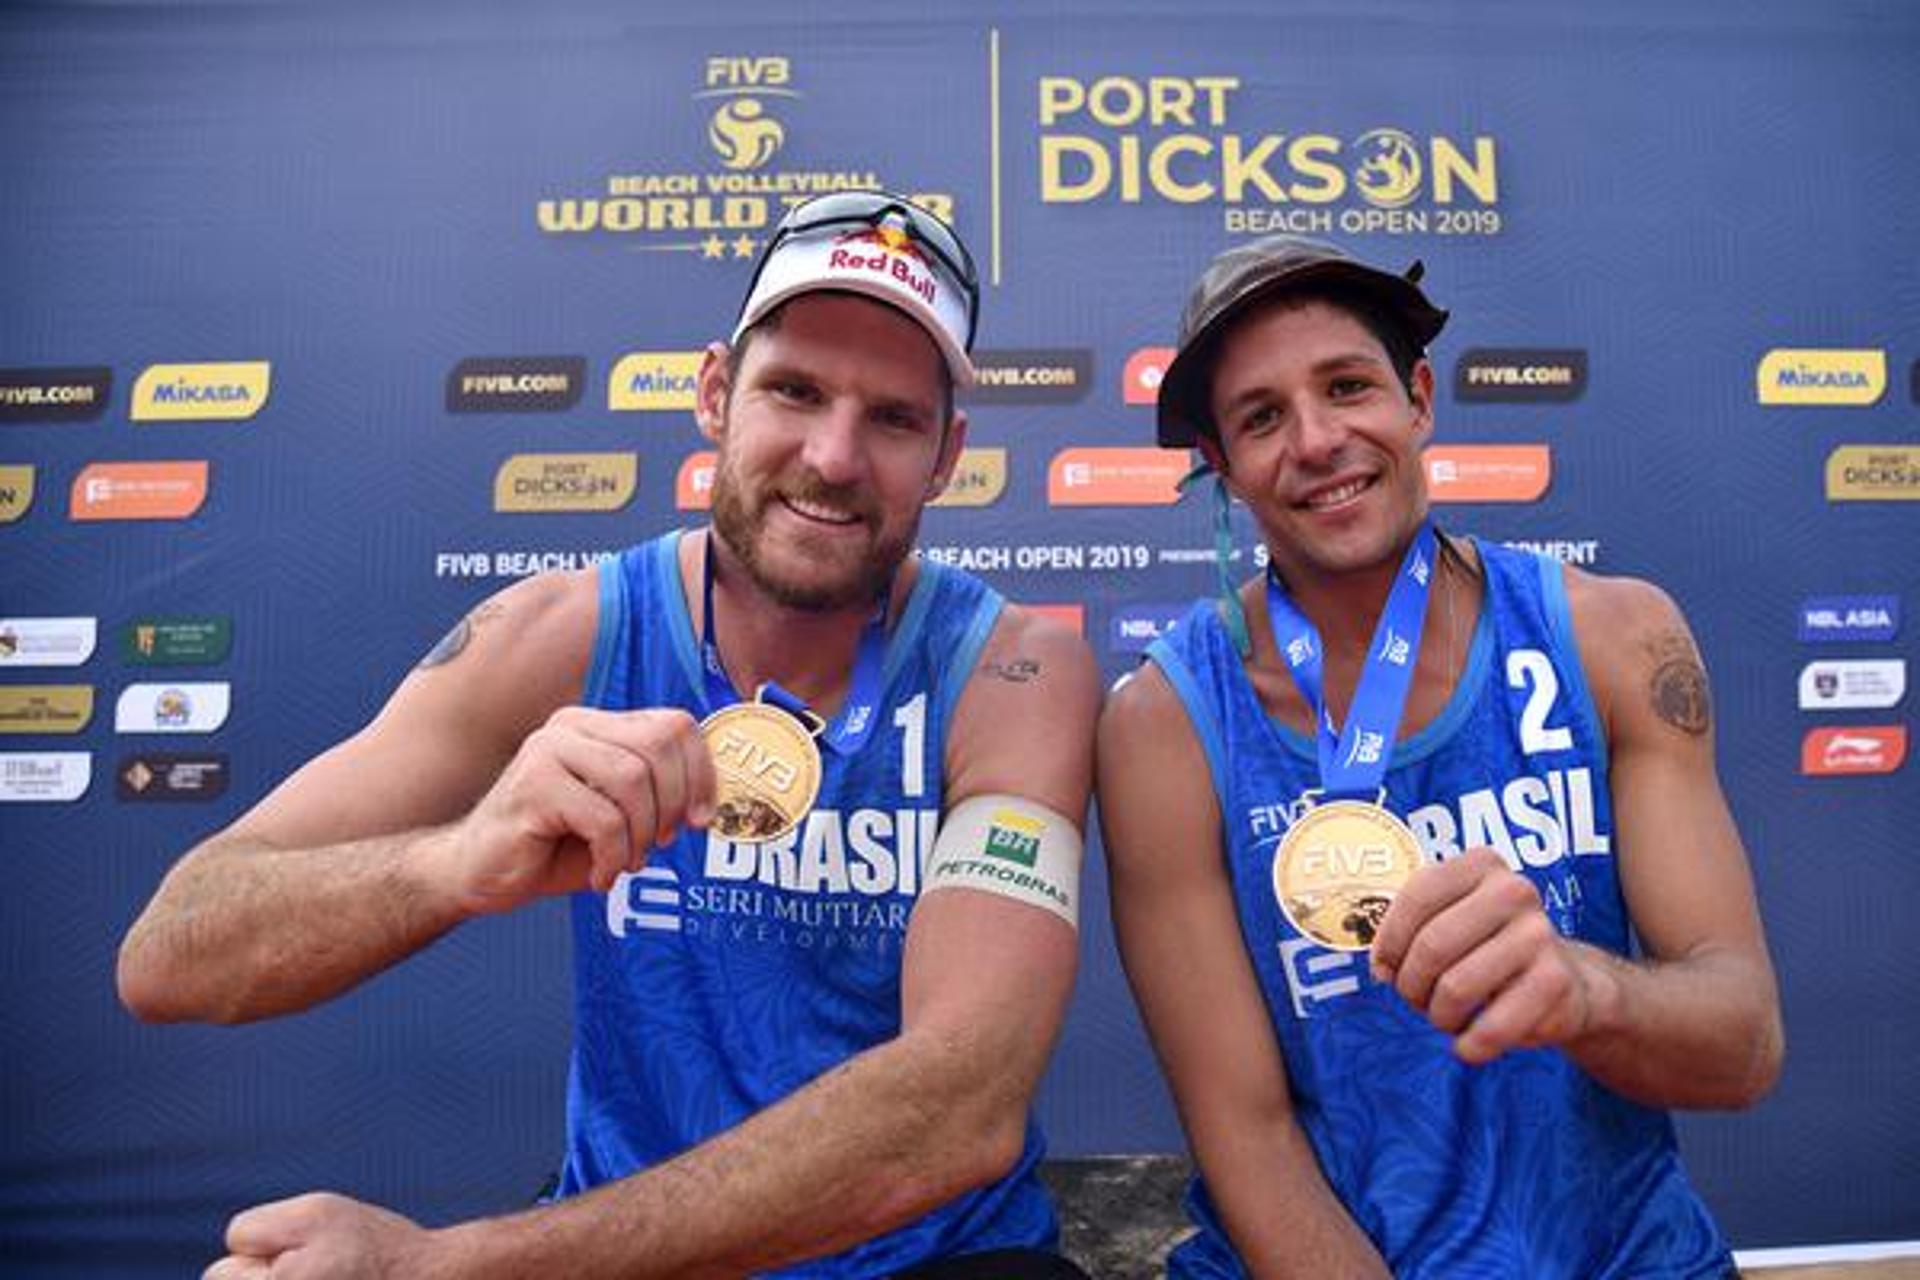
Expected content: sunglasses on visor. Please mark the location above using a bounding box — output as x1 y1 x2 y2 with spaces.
740 191 981 349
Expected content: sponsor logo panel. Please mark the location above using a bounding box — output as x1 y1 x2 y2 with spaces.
929 448 1008 508
677 451 717 510
0 618 98 667
1797 660 1906 711
1800 595 1900 644
1425 445 1550 503
447 357 587 413
0 464 35 522
1453 349 1587 402
114 682 231 734
1048 447 1187 506
131 362 271 422
122 617 233 665
493 453 638 513
1110 603 1188 653
962 350 1092 404
1801 726 1907 776
0 752 91 802
0 686 95 734
117 752 230 802
70 461 209 521
1826 446 1920 501
1038 77 1501 238
1025 604 1086 636
0 367 112 423
1756 349 1885 406
609 352 703 411
1123 347 1174 405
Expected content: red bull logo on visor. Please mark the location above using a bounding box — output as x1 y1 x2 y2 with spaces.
830 227 939 306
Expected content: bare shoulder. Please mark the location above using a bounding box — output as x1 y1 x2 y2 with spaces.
945 603 1099 817
386 566 602 741
1097 662 1212 804
1562 565 1712 740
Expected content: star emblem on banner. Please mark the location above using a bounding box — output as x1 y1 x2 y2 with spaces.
700 234 726 259
731 234 756 259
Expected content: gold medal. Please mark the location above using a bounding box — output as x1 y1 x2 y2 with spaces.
699 698 822 842
1271 799 1427 951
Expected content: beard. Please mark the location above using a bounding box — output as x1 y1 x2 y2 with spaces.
709 451 916 613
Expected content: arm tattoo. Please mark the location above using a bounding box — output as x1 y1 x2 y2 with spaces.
982 657 1043 683
417 601 505 670
1647 631 1711 735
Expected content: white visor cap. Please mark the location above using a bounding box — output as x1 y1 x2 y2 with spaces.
731 219 976 389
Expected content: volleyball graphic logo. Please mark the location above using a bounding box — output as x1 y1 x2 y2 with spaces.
709 99 784 170
1352 128 1422 208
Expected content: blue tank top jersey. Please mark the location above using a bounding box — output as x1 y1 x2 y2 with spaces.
1148 539 1732 1280
558 530 1058 1275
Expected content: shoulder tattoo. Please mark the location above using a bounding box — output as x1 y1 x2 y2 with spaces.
417 601 505 670
1646 630 1711 736
982 657 1043 683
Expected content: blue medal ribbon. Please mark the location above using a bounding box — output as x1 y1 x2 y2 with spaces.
700 536 889 756
1263 523 1438 799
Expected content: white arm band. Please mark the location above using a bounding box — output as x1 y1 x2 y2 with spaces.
922 794 1083 928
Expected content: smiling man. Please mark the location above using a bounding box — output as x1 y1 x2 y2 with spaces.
119 192 1098 1279
1097 235 1783 1278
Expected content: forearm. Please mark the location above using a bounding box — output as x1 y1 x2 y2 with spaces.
427 1029 1023 1279
117 826 468 1024
1563 942 1783 1109
1196 1117 1389 1280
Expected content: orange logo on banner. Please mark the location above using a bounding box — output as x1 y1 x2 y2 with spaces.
70 462 209 521
1123 348 1176 406
1025 603 1085 636
1424 445 1551 503
1801 726 1907 776
676 451 717 510
1048 447 1187 506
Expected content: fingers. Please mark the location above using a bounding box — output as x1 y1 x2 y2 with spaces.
1373 849 1586 1064
1371 845 1509 978
205 1259 270 1280
226 1192 325 1256
571 711 713 844
536 709 712 890
1452 948 1583 1065
1382 868 1541 1009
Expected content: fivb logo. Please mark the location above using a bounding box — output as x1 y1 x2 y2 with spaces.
701 56 793 171
606 866 684 936
1799 595 1899 643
